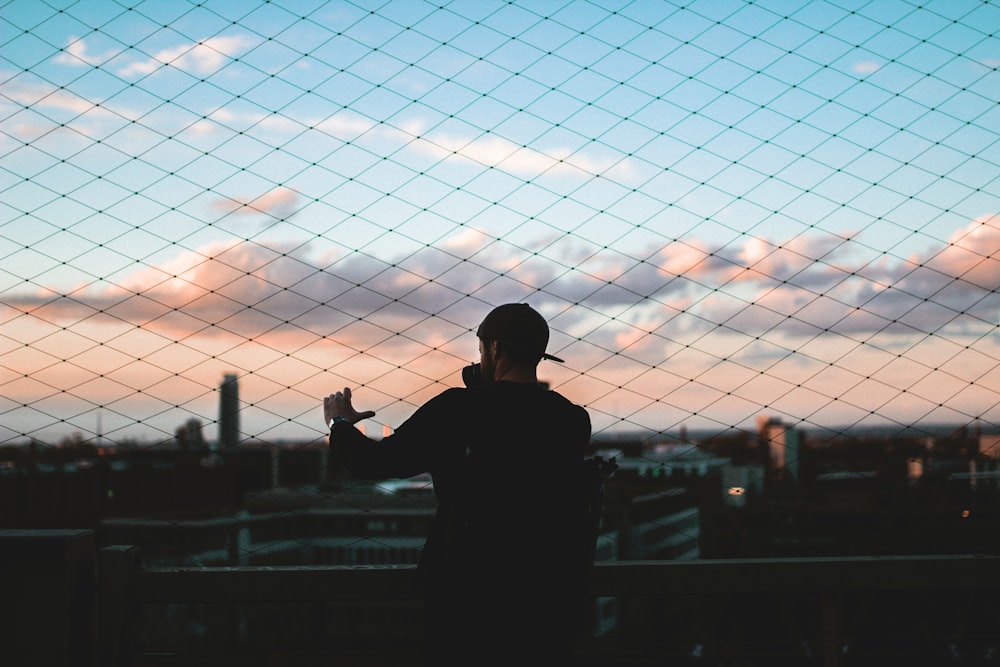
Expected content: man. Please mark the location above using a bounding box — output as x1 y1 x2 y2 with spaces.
325 303 592 666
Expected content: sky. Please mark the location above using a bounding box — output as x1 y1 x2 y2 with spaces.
1 0 999 446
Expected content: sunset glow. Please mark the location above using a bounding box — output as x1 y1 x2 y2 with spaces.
2 0 998 444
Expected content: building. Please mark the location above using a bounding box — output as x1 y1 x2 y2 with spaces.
758 415 800 483
218 373 240 450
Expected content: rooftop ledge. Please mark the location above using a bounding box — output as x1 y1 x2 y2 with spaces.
118 553 1000 603
5 530 998 667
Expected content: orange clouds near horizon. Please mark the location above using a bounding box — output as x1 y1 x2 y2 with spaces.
3 215 998 441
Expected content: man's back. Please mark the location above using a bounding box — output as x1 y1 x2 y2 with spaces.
414 381 591 665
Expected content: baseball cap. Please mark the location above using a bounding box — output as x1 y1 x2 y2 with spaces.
476 303 565 363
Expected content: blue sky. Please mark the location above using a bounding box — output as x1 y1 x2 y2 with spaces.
2 0 998 444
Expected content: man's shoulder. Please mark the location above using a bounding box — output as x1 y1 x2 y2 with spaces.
428 383 589 424
547 389 590 418
412 386 478 417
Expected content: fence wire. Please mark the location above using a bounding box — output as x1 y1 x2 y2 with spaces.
2 0 999 483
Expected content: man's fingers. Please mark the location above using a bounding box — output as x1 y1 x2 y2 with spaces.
326 388 371 419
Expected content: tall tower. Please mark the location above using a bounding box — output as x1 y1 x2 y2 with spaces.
758 415 799 483
219 373 240 450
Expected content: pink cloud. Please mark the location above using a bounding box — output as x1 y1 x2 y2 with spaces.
5 215 998 364
920 214 1000 290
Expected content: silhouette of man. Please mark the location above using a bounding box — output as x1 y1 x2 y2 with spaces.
325 303 592 666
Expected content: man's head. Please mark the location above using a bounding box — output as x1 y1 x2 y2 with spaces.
476 303 564 369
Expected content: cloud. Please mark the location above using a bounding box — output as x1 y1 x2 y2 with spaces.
211 186 303 223
409 130 619 178
4 78 100 115
916 214 1000 290
853 61 881 75
55 36 117 67
600 217 1000 343
54 34 256 78
117 35 256 78
6 239 479 352
4 219 998 437
23 39 617 184
363 116 621 178
4 216 998 363
876 214 1000 331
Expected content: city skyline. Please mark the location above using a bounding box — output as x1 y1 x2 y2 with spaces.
2 0 998 444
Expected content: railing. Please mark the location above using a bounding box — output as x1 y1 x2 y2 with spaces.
95 546 999 667
5 529 996 666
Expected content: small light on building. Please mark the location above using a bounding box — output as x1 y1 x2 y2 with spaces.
726 486 747 507
961 509 971 519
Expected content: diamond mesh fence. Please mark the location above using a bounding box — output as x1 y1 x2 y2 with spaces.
2 0 999 562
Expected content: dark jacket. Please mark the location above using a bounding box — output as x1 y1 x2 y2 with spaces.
329 380 592 664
